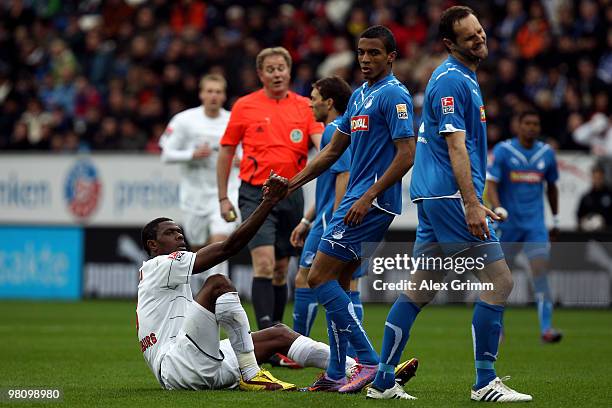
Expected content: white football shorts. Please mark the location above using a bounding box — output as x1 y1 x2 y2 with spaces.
160 301 240 390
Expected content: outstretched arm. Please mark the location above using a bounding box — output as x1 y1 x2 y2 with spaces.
193 173 288 273
289 130 351 194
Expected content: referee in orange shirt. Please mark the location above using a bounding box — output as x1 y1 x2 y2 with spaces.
217 47 323 331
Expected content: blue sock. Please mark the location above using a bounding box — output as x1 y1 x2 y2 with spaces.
346 291 363 358
324 309 348 380
372 294 420 390
533 275 553 334
315 280 379 374
472 300 504 390
293 288 318 336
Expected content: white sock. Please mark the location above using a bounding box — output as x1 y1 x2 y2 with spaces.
287 335 356 372
215 292 260 381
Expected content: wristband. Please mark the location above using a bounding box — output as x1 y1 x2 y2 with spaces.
552 215 560 228
219 197 229 202
300 217 311 227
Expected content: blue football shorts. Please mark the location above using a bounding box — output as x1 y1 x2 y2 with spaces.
318 197 394 263
413 198 505 267
497 223 550 261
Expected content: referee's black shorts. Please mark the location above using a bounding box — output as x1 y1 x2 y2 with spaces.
238 182 304 258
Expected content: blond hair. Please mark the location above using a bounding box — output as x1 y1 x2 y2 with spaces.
255 47 292 71
199 73 227 91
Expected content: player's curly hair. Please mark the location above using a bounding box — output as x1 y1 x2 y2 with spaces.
313 76 352 115
359 25 396 54
439 6 476 51
141 217 172 256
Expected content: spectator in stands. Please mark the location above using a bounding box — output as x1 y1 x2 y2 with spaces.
0 0 609 152
577 164 612 231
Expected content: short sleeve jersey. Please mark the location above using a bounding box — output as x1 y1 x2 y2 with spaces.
410 56 488 201
337 73 415 215
487 138 558 227
312 117 351 234
221 90 324 186
136 251 196 383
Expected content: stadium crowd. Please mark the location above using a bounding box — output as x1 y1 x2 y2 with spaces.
0 0 610 155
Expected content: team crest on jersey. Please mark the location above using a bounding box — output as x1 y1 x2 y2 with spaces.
537 160 545 170
331 226 345 240
364 96 374 109
168 251 185 261
351 115 369 132
441 97 454 114
290 129 303 143
396 103 408 119
480 106 486 122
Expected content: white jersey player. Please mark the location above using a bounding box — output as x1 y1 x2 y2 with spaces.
136 173 358 391
160 74 240 290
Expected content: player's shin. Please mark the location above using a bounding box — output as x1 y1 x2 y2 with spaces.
373 294 420 390
293 288 319 336
287 334 356 371
315 280 379 367
345 290 363 358
533 275 553 333
215 292 260 381
472 300 504 390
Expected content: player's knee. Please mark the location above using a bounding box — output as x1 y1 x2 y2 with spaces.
252 256 274 278
307 270 325 288
494 273 514 300
295 268 309 287
206 274 236 297
271 323 298 343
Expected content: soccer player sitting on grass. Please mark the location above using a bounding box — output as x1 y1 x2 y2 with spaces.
137 173 360 391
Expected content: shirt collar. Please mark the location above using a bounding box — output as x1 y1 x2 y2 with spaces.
364 72 395 90
447 55 477 80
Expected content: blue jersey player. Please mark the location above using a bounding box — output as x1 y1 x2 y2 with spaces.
486 110 562 343
289 77 353 338
288 26 416 394
368 7 532 402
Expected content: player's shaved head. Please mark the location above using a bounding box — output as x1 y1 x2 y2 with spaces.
142 217 173 255
359 25 396 54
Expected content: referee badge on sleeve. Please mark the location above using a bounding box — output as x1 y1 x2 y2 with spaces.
396 103 408 119
290 129 303 143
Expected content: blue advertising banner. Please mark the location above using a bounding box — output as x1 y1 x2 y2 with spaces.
0 226 83 299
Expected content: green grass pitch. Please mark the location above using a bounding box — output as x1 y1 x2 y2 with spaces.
1 301 611 407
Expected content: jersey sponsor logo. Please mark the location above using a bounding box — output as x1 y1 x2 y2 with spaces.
510 171 543 183
168 251 185 261
290 129 303 143
441 97 454 114
396 103 408 119
351 115 369 132
480 106 486 122
140 332 157 353
64 159 101 219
